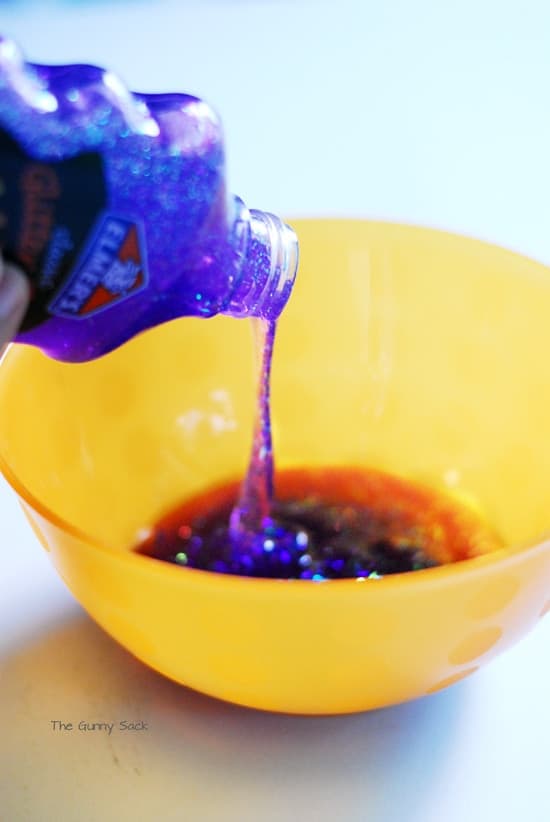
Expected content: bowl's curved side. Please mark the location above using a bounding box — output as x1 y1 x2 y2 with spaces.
22 502 550 714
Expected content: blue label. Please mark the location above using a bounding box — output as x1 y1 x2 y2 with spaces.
49 214 148 319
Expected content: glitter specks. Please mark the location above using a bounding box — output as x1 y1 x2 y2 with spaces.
136 468 501 581
138 488 440 580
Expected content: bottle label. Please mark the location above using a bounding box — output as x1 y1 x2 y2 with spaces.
48 214 148 319
0 126 146 329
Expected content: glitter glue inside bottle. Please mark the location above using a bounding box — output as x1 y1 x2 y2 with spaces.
0 37 298 362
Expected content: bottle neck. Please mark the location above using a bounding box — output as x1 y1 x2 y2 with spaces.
223 209 298 321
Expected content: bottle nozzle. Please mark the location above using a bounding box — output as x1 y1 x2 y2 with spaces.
224 210 298 321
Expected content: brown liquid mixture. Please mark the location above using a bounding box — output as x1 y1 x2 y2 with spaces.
136 466 501 580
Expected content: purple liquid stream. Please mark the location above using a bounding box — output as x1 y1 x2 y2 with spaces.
229 318 276 536
136 319 442 579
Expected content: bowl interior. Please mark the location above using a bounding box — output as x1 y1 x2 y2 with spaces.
1 220 550 555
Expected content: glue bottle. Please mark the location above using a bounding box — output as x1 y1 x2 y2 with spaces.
0 36 298 361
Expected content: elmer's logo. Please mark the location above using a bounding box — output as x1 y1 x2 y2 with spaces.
49 214 148 318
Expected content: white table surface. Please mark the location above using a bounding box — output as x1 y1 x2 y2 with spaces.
1 2 550 820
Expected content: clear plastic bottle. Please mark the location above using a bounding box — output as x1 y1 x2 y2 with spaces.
0 36 298 361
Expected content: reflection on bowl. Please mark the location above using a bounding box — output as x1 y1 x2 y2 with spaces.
1 220 550 714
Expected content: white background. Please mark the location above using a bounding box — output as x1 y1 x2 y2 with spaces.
1 2 549 820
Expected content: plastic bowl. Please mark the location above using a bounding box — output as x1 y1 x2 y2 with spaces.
1 220 550 714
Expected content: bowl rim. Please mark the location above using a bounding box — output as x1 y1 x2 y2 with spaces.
2 217 550 591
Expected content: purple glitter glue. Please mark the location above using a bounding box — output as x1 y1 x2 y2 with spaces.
230 318 276 538
0 36 298 362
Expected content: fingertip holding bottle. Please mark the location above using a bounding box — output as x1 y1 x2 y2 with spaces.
0 260 31 335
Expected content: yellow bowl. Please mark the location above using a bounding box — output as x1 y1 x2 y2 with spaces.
1 220 550 715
